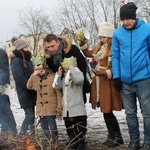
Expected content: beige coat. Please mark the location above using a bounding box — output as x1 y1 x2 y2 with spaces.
81 42 122 113
27 72 62 116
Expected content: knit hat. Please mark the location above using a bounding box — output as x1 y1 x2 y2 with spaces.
14 39 29 50
98 22 114 38
120 2 137 20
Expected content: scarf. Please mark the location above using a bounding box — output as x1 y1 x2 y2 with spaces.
13 49 32 68
50 39 64 66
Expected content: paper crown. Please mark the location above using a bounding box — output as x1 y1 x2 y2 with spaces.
32 53 47 70
61 56 77 70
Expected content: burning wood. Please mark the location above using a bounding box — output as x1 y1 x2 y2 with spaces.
25 136 38 150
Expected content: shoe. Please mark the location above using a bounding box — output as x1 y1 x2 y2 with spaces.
106 136 124 147
126 141 140 150
140 143 150 150
103 135 112 145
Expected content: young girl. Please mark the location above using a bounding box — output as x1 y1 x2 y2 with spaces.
26 54 62 142
79 22 123 147
53 56 87 150
9 39 36 136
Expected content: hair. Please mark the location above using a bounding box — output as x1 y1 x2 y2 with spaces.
44 34 59 43
93 38 112 58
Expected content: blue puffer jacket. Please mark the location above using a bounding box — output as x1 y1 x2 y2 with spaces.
0 49 10 86
112 18 150 84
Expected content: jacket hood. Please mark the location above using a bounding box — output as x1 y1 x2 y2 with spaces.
44 35 72 58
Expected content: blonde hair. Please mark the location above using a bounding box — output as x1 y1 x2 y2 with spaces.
93 38 112 58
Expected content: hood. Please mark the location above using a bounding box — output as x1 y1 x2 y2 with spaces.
44 35 72 58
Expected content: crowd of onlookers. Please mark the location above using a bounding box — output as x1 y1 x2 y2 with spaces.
0 2 150 150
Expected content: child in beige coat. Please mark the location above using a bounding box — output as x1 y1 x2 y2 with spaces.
27 60 62 142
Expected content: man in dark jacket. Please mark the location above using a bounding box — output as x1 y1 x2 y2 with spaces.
43 34 88 149
0 48 17 134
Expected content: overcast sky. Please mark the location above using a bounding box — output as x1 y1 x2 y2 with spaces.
0 0 58 47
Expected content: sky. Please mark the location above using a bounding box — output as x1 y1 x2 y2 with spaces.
0 0 58 47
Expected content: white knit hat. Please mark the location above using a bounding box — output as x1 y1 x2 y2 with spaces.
98 22 114 38
14 39 29 50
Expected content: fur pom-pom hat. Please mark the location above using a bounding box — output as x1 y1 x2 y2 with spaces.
14 39 29 50
98 22 114 38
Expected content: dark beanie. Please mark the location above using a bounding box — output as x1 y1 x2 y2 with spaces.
120 2 137 20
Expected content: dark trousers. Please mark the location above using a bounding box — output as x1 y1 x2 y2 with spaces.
64 117 87 140
40 115 58 139
20 107 35 135
0 94 17 133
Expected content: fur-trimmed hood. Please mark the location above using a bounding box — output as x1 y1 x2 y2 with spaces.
44 35 72 58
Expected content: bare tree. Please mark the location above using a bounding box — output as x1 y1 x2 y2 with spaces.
18 5 54 56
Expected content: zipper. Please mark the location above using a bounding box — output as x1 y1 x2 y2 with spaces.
130 30 133 83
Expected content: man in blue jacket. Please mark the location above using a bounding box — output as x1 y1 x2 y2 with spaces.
112 2 150 150
0 48 17 135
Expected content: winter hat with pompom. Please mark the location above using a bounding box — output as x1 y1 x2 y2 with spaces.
98 22 114 38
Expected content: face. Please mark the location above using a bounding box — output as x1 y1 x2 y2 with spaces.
23 46 30 51
44 40 60 54
121 19 136 29
99 37 109 45
35 68 46 76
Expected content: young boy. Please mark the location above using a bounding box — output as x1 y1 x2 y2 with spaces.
27 54 62 142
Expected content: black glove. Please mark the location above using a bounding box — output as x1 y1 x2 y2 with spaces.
114 78 122 92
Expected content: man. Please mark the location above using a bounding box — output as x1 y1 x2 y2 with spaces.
43 34 88 149
0 48 17 134
43 34 90 103
112 2 150 150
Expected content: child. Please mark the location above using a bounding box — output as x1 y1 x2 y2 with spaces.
53 56 87 150
26 54 62 142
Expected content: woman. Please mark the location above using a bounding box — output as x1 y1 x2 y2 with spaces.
9 39 36 136
79 22 123 147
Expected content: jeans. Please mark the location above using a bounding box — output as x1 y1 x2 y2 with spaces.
121 78 150 143
20 107 35 135
40 116 58 139
0 93 17 133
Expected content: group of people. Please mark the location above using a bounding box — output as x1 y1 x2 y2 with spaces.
0 2 150 150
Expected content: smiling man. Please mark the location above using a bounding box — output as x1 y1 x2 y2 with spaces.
112 2 150 150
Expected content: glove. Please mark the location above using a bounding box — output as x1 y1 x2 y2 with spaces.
114 78 122 92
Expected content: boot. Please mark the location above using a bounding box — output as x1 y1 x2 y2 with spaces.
66 125 79 150
106 117 123 147
103 115 115 145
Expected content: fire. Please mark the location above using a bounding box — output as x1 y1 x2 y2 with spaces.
25 137 38 150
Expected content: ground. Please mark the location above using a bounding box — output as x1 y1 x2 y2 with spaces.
9 94 143 150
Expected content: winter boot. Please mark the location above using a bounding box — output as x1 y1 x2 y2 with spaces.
103 114 115 145
66 125 79 149
106 117 123 147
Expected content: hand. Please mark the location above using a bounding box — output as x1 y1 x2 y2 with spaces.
34 70 42 76
79 40 87 47
96 69 106 77
0 86 5 95
114 78 122 92
91 68 98 75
